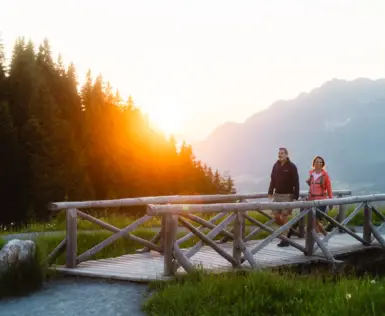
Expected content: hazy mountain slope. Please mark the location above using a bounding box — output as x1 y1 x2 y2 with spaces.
193 78 385 194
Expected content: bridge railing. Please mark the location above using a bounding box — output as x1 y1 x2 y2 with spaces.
147 194 385 276
47 190 351 270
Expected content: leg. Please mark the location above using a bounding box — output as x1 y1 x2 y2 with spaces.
315 206 328 236
272 210 288 247
272 209 285 226
316 220 327 236
272 194 296 247
277 209 292 247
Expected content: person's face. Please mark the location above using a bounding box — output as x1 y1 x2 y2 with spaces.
314 157 324 169
278 149 288 161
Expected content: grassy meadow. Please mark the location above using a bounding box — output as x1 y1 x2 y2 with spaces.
142 270 385 316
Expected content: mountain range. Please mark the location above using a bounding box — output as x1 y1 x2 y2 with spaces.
193 78 385 195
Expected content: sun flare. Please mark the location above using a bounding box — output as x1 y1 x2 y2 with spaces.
147 108 185 136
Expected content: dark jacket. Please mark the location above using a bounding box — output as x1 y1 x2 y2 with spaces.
268 158 300 200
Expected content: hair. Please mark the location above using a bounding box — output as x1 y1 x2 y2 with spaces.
312 155 326 168
278 147 288 155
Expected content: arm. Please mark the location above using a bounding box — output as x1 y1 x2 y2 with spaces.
292 164 300 200
268 165 275 196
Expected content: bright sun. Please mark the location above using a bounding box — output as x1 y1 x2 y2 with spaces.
147 108 185 136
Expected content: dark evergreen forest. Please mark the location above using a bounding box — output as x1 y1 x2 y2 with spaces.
0 37 235 225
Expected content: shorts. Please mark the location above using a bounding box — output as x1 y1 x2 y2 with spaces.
315 205 327 220
272 193 293 216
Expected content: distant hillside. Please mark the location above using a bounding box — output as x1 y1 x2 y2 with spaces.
193 78 385 194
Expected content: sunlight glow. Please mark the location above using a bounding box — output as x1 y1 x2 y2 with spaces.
147 106 185 136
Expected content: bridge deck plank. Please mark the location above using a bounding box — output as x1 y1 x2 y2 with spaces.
52 232 382 282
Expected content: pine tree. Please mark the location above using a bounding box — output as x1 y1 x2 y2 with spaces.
8 38 38 128
0 36 6 97
0 101 27 224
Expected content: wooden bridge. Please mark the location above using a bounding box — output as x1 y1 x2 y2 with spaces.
47 190 385 282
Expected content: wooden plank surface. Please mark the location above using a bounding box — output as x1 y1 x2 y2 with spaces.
52 232 383 282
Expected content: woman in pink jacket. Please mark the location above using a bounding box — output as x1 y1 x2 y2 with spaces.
306 156 333 236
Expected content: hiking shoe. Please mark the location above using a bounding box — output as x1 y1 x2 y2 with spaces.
277 240 290 247
287 228 300 238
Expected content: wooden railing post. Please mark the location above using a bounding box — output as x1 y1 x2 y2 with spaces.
163 213 177 276
298 208 306 238
66 208 77 268
337 195 346 233
233 212 244 267
305 207 316 256
239 199 246 240
363 203 372 243
160 214 166 249
297 197 306 238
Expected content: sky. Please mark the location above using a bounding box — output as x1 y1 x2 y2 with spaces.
1 0 385 141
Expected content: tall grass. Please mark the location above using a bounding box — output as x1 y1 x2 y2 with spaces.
142 270 385 316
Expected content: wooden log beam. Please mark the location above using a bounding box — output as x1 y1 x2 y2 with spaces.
185 213 237 259
49 193 273 210
322 202 365 244
315 208 368 245
249 210 309 256
173 242 195 273
305 208 316 256
179 213 234 239
336 194 347 232
240 209 274 242
50 190 352 210
163 214 178 276
76 210 162 254
233 212 258 269
77 215 153 263
66 208 77 268
244 213 307 253
176 212 228 245
312 230 334 263
147 193 385 215
244 218 275 242
370 223 385 248
44 237 66 266
178 217 238 266
237 238 258 269
232 212 243 267
363 203 372 243
136 230 162 253
369 203 385 221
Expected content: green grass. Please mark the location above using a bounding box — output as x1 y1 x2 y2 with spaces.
142 270 385 316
